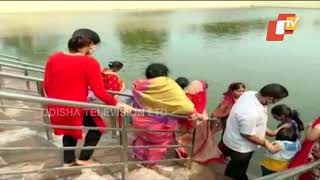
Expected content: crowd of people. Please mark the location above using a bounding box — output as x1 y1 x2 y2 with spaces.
43 28 319 179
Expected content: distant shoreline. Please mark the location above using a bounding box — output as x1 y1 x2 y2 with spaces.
0 1 320 14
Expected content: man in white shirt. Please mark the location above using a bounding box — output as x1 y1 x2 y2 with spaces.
223 83 289 180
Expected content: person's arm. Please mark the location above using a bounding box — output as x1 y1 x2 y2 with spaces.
305 123 312 138
307 124 320 141
238 113 266 146
266 123 291 137
240 133 266 146
266 128 277 137
120 81 125 92
202 109 209 121
85 59 118 106
265 140 282 153
211 102 231 119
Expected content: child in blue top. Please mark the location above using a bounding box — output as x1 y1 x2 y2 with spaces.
261 127 301 176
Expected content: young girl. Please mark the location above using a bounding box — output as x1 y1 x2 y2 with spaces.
88 61 126 129
102 61 125 93
267 104 305 138
211 82 246 157
261 127 301 176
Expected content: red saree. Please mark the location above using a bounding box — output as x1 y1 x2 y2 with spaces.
176 80 223 164
288 117 320 180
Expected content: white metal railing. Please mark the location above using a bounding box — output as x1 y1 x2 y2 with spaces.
256 160 320 180
0 54 21 60
0 71 132 98
0 61 44 73
0 58 208 179
0 57 44 69
0 90 206 179
4 55 317 179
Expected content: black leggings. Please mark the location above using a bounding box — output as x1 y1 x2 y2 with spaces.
63 112 102 163
224 147 254 180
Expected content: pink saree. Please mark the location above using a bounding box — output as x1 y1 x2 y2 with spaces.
131 77 195 165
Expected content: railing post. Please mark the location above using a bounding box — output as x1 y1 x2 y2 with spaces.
0 65 5 112
36 81 53 141
187 119 197 169
120 115 129 180
24 70 31 90
112 115 118 138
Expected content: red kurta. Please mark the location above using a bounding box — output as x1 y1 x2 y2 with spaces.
101 71 125 127
102 72 124 92
44 52 118 139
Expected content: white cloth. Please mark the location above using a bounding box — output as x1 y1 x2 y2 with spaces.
87 90 97 102
223 91 268 153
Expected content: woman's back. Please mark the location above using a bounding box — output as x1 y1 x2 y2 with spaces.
45 52 101 102
133 77 194 115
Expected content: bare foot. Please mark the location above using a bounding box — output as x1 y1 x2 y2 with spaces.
76 159 99 166
63 162 76 167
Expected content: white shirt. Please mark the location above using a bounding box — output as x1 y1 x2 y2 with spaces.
223 91 268 153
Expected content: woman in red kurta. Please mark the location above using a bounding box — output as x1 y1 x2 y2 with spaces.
44 29 131 167
211 82 246 158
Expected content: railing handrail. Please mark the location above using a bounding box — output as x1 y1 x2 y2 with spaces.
0 91 218 122
0 57 44 69
0 158 188 176
256 160 320 180
0 54 20 60
0 71 133 98
0 61 44 73
0 71 43 82
0 119 189 133
0 90 198 179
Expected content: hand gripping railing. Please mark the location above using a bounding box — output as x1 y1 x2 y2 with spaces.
0 91 219 179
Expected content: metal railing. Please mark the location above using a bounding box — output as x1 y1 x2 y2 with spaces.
0 59 44 91
256 160 320 180
4 54 317 179
0 57 44 69
0 61 44 73
0 90 210 179
0 71 133 98
0 54 21 60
